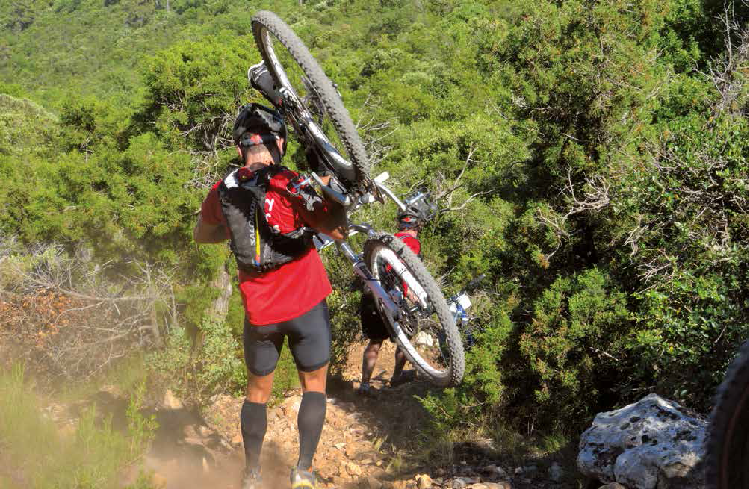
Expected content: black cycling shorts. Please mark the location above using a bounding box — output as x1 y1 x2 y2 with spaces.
243 299 331 377
360 293 391 342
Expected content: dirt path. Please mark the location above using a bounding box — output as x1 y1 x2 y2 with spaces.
197 340 432 489
149 341 577 489
37 341 576 489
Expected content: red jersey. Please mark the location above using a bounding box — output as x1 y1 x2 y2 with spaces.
394 232 421 255
393 231 421 295
201 168 332 326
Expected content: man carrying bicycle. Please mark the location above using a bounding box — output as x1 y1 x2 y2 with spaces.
357 206 424 396
194 101 347 489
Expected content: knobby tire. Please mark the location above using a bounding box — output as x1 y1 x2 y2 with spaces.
251 10 369 186
363 233 465 387
706 339 749 489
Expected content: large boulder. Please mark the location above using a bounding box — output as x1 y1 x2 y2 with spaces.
577 394 705 489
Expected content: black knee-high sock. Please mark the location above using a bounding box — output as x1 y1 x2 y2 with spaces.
297 391 327 470
241 400 267 471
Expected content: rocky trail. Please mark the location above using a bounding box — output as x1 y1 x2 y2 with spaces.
44 341 579 489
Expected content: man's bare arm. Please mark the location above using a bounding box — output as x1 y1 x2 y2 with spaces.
298 199 348 241
193 214 229 243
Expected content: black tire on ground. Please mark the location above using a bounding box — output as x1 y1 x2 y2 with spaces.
363 233 464 387
706 339 749 489
251 10 368 186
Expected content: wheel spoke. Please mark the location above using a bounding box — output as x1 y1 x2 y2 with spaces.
253 17 358 180
371 245 452 379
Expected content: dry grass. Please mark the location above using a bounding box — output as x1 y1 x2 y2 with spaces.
0 363 157 489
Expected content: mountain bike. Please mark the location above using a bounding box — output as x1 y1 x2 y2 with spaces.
705 339 749 489
249 10 465 387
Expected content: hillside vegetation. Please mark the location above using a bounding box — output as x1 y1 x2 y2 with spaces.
2 0 749 446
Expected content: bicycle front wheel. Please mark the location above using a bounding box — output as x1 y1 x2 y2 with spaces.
363 233 465 387
251 10 368 186
706 339 749 489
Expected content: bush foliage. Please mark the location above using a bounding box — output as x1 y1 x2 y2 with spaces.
2 0 749 435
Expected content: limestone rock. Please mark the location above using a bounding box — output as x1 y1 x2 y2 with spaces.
414 331 435 347
451 478 467 489
347 461 363 477
417 473 433 489
483 465 507 478
578 393 705 489
162 389 183 410
365 476 383 489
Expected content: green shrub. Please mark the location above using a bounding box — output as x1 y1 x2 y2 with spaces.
419 307 514 434
519 268 630 428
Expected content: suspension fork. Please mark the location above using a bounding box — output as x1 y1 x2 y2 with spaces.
337 241 401 321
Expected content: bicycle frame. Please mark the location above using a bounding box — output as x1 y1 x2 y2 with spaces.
336 234 400 321
276 87 363 202
255 66 431 324
308 169 432 325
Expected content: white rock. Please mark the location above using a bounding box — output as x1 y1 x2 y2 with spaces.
162 389 183 410
484 483 512 489
452 478 467 489
417 473 433 489
414 331 435 347
577 393 705 489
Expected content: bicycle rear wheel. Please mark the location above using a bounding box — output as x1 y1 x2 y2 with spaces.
363 233 464 387
251 10 368 186
706 339 749 489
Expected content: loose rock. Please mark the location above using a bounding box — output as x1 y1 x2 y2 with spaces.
452 477 467 489
162 389 183 410
578 393 705 489
417 473 433 489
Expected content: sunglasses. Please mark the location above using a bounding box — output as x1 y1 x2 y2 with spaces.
239 132 280 148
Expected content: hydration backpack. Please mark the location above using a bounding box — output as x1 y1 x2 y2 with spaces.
218 165 312 273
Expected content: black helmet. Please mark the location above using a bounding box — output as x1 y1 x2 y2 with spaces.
397 210 421 229
233 103 287 155
397 191 436 229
